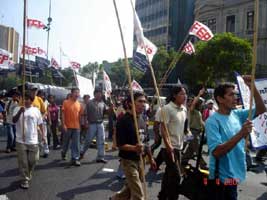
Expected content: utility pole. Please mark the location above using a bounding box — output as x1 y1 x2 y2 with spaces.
45 0 52 59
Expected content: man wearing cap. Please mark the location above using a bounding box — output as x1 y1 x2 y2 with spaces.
80 88 110 163
202 99 216 121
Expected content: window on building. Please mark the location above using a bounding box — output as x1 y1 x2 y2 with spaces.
226 15 235 33
208 18 216 33
247 11 254 33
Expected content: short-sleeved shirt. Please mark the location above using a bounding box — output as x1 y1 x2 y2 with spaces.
116 112 147 161
205 108 255 183
5 100 19 124
48 104 59 123
159 101 187 150
62 99 82 129
13 106 43 145
32 96 46 114
87 99 106 123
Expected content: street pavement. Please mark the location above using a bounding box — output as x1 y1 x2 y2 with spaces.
0 131 266 200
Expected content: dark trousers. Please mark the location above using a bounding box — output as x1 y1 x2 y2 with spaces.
51 122 59 149
158 148 181 200
6 124 16 150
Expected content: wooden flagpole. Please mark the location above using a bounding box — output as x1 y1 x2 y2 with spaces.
246 0 259 147
130 0 183 176
158 33 190 88
22 0 27 142
248 0 259 120
112 0 147 199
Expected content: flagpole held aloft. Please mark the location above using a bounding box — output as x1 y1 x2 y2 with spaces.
112 0 147 199
22 0 27 142
246 0 259 149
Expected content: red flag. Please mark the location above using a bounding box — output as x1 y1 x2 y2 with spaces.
27 18 46 29
189 21 214 41
21 45 47 56
183 41 195 55
51 58 60 69
70 61 81 69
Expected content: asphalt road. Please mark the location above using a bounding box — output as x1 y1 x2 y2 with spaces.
0 131 266 200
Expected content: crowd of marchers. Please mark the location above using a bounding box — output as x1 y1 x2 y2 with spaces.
0 75 266 200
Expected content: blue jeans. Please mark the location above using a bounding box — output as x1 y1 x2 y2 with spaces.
62 129 80 161
82 123 105 160
6 123 16 150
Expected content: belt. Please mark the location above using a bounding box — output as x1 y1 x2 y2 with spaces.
90 121 103 124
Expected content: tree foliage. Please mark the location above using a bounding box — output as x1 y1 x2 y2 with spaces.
181 32 252 88
79 62 99 79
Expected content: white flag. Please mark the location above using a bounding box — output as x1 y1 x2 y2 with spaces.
189 21 214 41
132 80 143 92
183 41 195 55
136 37 158 62
0 48 11 69
103 70 112 97
133 9 145 46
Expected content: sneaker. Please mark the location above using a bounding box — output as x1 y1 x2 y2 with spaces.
72 160 81 166
96 159 108 164
20 181 29 189
61 152 67 160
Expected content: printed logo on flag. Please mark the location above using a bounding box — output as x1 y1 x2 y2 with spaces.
51 58 60 69
27 19 46 29
183 41 195 55
70 61 81 69
103 70 112 97
189 21 214 41
22 45 47 56
136 37 157 62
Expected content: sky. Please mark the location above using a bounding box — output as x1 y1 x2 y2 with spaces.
0 0 135 67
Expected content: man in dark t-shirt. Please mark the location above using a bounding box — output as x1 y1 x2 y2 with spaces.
110 92 156 200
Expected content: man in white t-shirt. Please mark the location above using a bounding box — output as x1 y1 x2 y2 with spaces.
13 92 45 189
158 86 187 200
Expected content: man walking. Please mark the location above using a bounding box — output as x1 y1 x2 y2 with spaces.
158 86 187 200
13 92 45 189
205 76 266 200
61 88 83 166
80 88 109 163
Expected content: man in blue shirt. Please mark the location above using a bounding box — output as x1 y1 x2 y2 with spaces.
205 76 266 200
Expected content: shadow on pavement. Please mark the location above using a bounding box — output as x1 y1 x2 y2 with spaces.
257 192 267 200
0 180 21 194
56 174 123 200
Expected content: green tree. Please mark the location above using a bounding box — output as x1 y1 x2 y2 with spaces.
79 62 99 79
60 68 76 87
182 32 252 88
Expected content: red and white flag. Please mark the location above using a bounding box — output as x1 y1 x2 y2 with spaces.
0 48 11 69
189 21 214 41
51 58 60 69
136 37 158 62
22 45 47 56
103 70 112 97
131 80 143 92
27 18 46 29
70 61 81 69
183 41 195 55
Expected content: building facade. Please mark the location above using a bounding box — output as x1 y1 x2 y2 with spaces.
0 24 19 63
135 0 195 50
195 0 267 78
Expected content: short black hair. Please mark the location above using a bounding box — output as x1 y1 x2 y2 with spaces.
127 91 146 102
25 91 34 102
168 85 185 102
48 94 55 99
94 88 102 95
13 91 21 97
71 88 80 93
214 83 235 105
83 94 90 99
